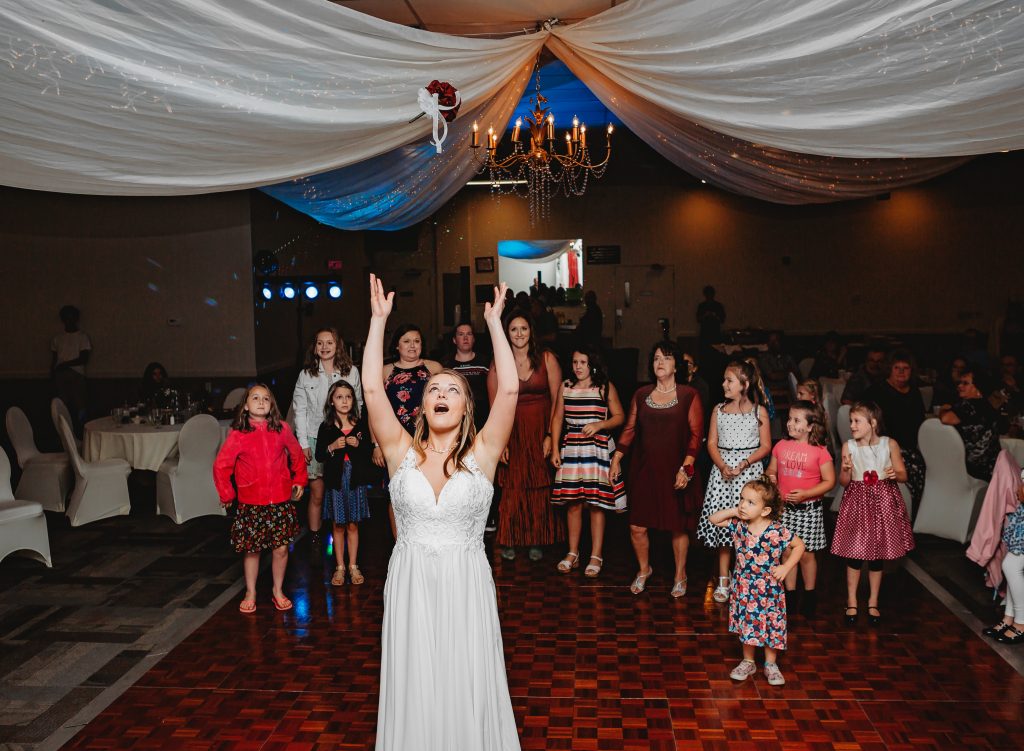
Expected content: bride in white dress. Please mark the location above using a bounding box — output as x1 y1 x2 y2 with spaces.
364 274 520 751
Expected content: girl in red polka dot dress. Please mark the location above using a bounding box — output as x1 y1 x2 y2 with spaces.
830 402 915 626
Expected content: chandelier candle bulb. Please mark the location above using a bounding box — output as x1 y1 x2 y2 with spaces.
565 131 573 156
580 124 587 148
512 118 521 143
471 121 479 148
572 116 580 143
546 113 555 142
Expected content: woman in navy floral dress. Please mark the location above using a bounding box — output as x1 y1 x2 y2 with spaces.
710 477 804 686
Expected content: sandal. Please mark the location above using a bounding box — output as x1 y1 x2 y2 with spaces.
348 564 365 585
272 595 293 612
331 566 345 587
584 556 603 578
712 576 730 603
630 567 653 595
238 596 256 614
557 552 580 573
500 547 516 560
670 578 688 599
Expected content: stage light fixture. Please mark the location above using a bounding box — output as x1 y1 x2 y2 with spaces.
327 283 342 299
304 283 319 300
261 283 273 301
280 282 296 300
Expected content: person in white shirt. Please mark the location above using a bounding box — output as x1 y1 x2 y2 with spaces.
291 328 363 565
51 305 91 431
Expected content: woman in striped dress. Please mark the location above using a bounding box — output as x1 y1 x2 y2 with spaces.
551 347 625 577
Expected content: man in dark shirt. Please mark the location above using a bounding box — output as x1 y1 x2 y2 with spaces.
696 285 725 347
841 345 887 404
576 290 603 349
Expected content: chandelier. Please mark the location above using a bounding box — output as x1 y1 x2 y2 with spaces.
470 63 613 224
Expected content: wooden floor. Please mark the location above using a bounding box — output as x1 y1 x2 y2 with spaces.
58 510 1024 750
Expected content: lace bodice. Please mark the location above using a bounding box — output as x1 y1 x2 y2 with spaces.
388 447 493 553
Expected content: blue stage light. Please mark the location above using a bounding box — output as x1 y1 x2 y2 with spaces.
304 283 319 300
327 283 342 299
261 284 273 301
280 282 296 300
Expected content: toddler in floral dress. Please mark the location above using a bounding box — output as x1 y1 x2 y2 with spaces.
710 477 805 686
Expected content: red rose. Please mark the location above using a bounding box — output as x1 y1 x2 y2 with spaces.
426 80 461 123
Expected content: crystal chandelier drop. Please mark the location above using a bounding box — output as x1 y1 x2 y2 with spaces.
470 62 613 224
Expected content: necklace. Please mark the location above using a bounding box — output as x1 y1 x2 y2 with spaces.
426 443 452 455
655 382 676 394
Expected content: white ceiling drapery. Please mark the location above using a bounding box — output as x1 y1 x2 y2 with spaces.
1 0 1020 223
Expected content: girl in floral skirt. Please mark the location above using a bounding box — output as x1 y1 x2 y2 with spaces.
710 478 805 686
214 384 307 614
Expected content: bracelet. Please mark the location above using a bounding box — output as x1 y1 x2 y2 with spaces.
678 464 695 477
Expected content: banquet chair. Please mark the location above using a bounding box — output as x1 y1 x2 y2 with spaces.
222 387 247 411
798 357 814 380
57 415 131 527
156 415 225 524
50 397 82 453
0 447 52 568
787 372 799 400
913 419 988 543
920 385 934 412
831 405 853 511
4 406 73 513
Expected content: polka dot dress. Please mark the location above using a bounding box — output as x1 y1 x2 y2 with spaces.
697 404 765 548
830 438 915 560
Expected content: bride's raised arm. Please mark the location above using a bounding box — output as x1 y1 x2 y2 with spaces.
362 274 412 475
474 283 517 480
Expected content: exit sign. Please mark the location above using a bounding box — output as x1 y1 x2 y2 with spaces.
326 259 343 270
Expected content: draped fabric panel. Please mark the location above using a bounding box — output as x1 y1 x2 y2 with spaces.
0 0 545 194
1 0 1022 222
552 0 1024 158
546 37 971 204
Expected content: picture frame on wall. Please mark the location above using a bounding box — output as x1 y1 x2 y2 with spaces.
474 256 495 273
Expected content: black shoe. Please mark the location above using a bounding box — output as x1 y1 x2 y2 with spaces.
844 606 858 625
982 622 1011 638
785 588 799 615
867 605 881 625
309 530 322 567
996 625 1024 645
800 590 818 619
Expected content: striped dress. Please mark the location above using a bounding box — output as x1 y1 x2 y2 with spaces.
551 383 627 512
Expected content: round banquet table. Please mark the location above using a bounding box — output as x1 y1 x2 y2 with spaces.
83 416 229 471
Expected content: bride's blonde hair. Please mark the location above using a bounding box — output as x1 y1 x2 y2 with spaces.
412 369 477 477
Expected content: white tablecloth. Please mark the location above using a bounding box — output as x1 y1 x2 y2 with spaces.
84 417 229 471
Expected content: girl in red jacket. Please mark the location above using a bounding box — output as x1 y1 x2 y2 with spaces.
214 384 307 613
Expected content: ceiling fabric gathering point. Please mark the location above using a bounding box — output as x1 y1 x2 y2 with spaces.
1 0 1021 227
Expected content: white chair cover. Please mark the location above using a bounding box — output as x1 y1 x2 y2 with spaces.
787 372 799 401
156 415 225 524
57 415 131 527
831 405 853 512
4 407 72 513
51 397 83 452
920 385 934 412
222 387 247 411
913 419 988 543
0 447 52 568
798 358 814 380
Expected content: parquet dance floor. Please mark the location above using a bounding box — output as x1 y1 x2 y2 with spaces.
60 512 1024 750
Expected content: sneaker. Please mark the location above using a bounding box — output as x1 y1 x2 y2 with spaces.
528 547 543 561
712 577 730 603
500 547 516 560
763 662 785 686
729 659 757 681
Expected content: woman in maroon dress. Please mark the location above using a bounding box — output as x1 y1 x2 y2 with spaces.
611 341 704 597
488 310 564 560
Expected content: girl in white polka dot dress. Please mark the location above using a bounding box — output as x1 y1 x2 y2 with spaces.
830 402 915 626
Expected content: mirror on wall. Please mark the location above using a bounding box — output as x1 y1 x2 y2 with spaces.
496 239 583 304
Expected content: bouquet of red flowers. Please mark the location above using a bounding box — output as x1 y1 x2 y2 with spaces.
425 80 460 122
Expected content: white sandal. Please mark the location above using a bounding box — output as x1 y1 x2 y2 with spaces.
557 551 580 573
630 567 653 594
584 556 603 578
670 578 687 598
712 576 730 603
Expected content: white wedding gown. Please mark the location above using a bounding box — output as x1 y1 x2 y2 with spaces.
376 448 520 751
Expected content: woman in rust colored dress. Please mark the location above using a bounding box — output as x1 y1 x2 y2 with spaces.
611 341 704 598
488 310 564 561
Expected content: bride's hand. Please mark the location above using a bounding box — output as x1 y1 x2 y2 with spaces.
483 282 509 325
369 274 394 320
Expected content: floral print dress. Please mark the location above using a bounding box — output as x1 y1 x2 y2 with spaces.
728 519 793 650
385 364 431 435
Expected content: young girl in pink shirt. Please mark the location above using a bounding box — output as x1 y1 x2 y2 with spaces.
767 400 835 616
